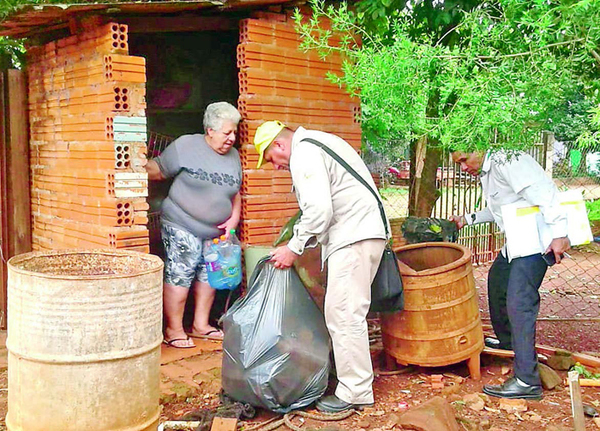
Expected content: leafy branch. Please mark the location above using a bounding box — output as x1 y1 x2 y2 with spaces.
294 0 600 154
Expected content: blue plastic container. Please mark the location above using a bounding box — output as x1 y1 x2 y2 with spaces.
205 233 242 290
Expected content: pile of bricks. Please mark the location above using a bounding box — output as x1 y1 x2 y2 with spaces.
28 22 150 252
430 374 444 390
237 16 362 246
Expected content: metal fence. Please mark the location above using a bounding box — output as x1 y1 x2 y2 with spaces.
375 134 600 352
378 152 503 264
147 131 175 257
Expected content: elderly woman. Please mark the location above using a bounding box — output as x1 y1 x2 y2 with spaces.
145 101 242 348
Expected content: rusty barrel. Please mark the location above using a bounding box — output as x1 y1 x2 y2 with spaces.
6 250 164 431
381 242 483 367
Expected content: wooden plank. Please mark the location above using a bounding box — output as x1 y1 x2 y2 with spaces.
0 70 7 329
482 331 600 369
535 344 600 369
482 346 548 361
6 69 31 260
578 378 600 387
210 417 237 431
483 344 600 368
0 68 31 329
568 370 586 431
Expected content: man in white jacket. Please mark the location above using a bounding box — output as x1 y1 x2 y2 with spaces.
451 150 570 400
253 120 387 413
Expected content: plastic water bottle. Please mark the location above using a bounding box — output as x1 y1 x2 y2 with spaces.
219 234 232 259
227 229 242 284
204 238 223 288
204 231 242 290
221 230 242 288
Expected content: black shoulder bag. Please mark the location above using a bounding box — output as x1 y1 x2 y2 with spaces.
301 138 404 313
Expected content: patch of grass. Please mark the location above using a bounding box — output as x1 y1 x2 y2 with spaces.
586 199 600 221
380 187 409 195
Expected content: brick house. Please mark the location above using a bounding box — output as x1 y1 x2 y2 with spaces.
0 0 362 326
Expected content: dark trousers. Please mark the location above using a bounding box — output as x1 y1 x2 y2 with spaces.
488 252 548 386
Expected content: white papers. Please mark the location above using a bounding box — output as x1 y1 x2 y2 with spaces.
501 190 593 259
558 190 596 246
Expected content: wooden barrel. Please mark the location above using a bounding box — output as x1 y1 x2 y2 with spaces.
389 217 407 249
381 242 483 370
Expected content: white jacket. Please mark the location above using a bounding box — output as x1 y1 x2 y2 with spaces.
466 151 567 260
286 127 387 262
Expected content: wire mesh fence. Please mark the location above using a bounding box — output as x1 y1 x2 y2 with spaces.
373 133 600 353
535 135 600 352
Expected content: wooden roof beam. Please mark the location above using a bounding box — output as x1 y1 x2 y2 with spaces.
116 15 239 33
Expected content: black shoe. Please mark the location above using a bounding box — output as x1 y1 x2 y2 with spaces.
484 337 512 351
483 377 543 400
315 395 373 413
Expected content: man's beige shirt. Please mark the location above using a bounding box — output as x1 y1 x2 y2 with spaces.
286 127 387 261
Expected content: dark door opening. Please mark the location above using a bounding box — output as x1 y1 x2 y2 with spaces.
129 30 240 257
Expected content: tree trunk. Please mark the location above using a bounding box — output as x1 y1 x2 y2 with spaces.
408 135 441 217
579 147 590 175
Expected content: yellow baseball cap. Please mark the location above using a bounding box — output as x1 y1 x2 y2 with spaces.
253 120 286 168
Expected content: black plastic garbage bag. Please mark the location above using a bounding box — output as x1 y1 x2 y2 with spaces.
401 216 459 243
220 257 331 413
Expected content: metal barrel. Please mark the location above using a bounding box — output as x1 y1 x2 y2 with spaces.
6 249 163 431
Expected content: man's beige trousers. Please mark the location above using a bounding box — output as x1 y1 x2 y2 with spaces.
325 238 386 404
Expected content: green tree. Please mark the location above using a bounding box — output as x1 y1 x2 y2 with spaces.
0 37 25 68
0 0 107 65
547 84 599 175
0 0 40 66
295 0 600 216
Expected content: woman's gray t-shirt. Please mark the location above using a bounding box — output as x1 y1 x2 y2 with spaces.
155 134 241 239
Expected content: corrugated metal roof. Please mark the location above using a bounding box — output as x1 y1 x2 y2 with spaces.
0 0 289 38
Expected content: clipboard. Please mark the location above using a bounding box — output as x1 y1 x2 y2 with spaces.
501 190 593 259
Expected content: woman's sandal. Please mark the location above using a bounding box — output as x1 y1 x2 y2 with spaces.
163 336 195 349
186 329 224 341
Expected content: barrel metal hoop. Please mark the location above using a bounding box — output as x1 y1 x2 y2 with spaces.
402 288 475 311
388 340 483 367
402 266 474 290
6 336 162 364
383 315 481 341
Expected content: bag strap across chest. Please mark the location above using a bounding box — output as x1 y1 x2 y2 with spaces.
300 137 389 240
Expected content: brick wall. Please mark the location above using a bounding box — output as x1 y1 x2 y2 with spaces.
237 16 362 245
27 22 150 252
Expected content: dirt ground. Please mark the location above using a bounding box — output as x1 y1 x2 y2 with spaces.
1 335 598 431
156 340 600 431
0 327 598 431
154 244 600 430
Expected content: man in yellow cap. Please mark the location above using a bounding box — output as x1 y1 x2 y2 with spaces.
253 120 388 413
